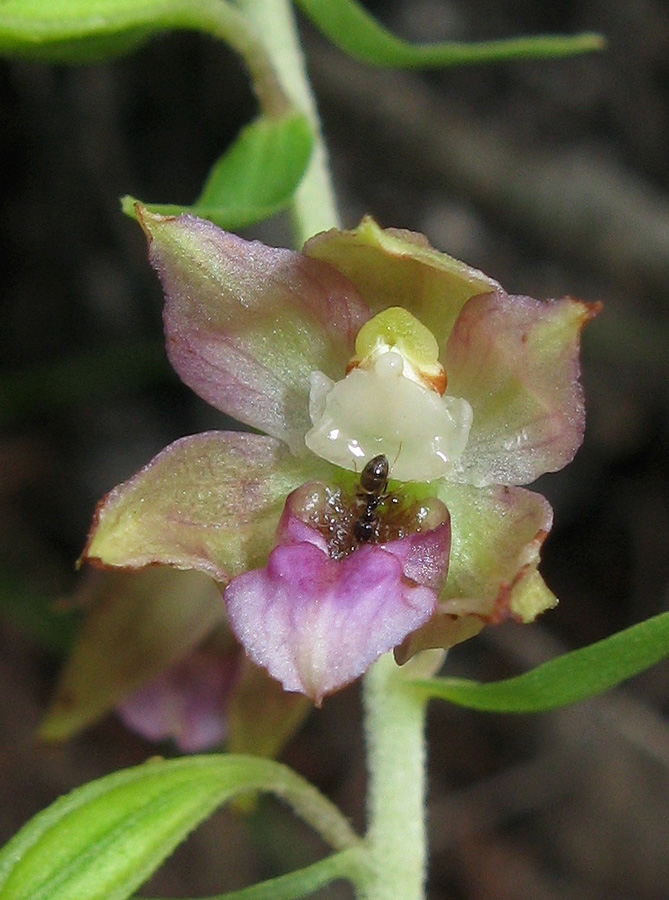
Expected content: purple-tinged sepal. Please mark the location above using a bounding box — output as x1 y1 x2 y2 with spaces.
444 291 601 486
138 206 371 453
304 216 500 350
82 431 321 581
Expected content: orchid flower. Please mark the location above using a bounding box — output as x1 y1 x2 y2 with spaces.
83 210 598 709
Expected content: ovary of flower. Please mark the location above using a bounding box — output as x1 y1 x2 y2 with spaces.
305 347 473 482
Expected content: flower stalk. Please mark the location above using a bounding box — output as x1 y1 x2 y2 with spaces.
238 0 340 242
360 654 430 900
170 0 288 118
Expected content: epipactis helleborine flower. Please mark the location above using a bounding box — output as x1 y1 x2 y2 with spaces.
83 210 599 705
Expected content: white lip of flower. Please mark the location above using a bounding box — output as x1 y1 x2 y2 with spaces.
305 315 473 483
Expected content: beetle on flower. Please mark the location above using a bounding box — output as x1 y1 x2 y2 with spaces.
82 210 598 707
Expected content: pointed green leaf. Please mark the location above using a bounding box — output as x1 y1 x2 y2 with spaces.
0 755 360 900
139 847 365 900
295 0 604 68
0 0 154 61
0 0 253 63
411 611 669 712
122 113 314 230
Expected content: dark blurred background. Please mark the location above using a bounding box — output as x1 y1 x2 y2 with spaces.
1 1 668 897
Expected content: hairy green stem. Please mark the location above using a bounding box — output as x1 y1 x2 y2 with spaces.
237 0 341 243
360 654 430 900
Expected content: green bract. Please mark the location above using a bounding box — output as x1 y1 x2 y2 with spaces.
122 113 314 230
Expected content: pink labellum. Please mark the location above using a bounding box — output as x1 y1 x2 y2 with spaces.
224 513 449 704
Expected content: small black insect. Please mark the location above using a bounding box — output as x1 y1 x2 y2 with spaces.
354 454 389 542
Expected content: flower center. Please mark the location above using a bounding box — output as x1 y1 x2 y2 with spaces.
304 308 473 481
285 480 449 561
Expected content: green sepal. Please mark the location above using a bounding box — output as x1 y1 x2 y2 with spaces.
122 112 314 230
410 611 669 712
0 755 361 900
295 0 604 69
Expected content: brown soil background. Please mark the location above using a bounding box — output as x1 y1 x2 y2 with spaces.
1 2 668 898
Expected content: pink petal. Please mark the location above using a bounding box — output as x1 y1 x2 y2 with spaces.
83 431 322 581
118 643 238 752
224 535 443 705
444 291 600 486
139 209 370 452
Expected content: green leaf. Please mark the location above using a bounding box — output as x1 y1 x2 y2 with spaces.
295 0 605 68
122 113 314 229
138 847 364 900
411 611 669 712
0 0 162 62
0 755 361 900
0 0 248 63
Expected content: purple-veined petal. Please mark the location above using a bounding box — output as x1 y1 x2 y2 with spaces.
139 208 370 452
84 432 325 581
118 641 237 752
396 482 556 661
40 567 225 742
444 291 600 486
224 519 448 703
304 216 499 352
